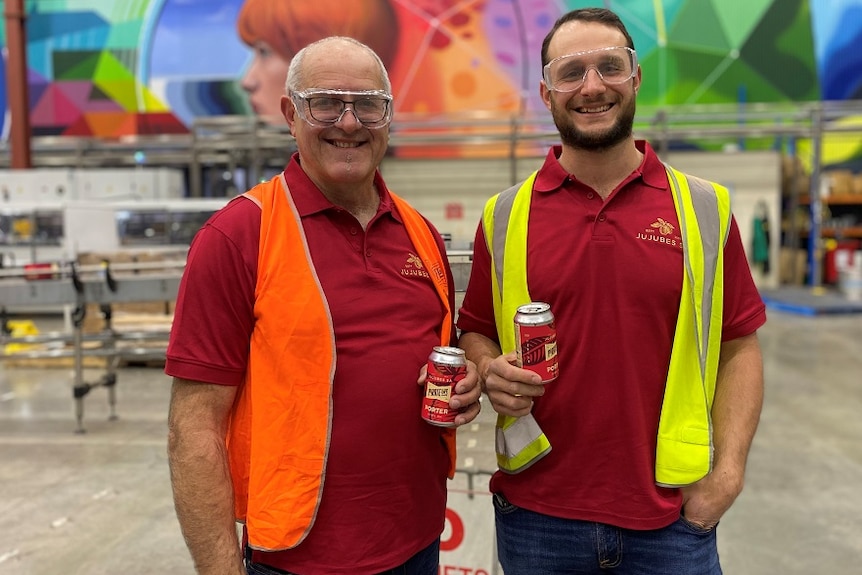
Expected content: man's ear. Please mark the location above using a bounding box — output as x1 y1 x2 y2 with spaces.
281 95 297 135
540 81 553 111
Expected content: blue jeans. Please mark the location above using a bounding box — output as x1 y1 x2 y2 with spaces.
245 538 439 575
493 493 721 575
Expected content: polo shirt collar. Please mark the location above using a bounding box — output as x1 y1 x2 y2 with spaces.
532 145 571 193
284 152 396 221
533 141 668 194
638 141 669 191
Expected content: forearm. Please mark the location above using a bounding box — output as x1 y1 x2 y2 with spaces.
711 332 764 484
169 430 244 575
457 331 502 388
168 379 245 575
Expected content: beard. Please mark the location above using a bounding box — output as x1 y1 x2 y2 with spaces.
551 96 636 152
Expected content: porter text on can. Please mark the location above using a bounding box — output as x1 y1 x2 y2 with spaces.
422 346 467 427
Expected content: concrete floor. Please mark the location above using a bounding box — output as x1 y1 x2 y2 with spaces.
1 309 861 574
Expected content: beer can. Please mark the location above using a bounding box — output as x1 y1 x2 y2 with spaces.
514 302 558 383
422 346 467 427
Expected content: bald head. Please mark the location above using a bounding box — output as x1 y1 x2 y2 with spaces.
286 36 392 95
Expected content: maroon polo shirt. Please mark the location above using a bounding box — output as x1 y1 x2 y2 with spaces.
166 153 454 574
457 142 766 530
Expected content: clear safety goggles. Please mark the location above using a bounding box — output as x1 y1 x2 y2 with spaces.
543 46 638 93
291 89 393 129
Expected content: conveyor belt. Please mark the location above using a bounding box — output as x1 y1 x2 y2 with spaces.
0 260 184 308
1 254 474 433
2 330 170 360
1 260 183 433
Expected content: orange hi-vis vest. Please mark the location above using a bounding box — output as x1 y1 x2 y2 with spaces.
226 173 457 551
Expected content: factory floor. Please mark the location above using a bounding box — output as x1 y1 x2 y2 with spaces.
1 308 861 574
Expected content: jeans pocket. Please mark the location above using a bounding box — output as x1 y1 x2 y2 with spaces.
678 514 718 535
492 492 519 515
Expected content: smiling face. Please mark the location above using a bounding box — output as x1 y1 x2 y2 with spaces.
541 20 641 152
282 39 390 196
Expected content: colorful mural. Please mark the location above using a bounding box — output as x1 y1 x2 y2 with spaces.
1 0 190 137
0 0 860 140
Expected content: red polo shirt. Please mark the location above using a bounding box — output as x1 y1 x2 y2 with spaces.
457 142 766 530
166 154 454 574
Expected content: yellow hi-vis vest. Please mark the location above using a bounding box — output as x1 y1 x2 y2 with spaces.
482 165 731 486
228 174 456 551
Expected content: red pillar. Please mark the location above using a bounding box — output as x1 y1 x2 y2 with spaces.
4 0 33 169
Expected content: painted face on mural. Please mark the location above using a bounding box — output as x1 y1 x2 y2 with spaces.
541 21 641 152
282 41 390 195
241 41 291 123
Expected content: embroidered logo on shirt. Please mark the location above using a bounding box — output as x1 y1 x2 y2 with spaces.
401 252 431 279
651 217 674 235
637 217 682 248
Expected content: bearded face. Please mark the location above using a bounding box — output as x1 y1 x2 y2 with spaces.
549 92 637 152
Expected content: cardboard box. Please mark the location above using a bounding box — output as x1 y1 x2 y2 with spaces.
825 170 854 196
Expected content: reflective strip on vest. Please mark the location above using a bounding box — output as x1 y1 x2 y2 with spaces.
483 172 537 355
482 172 551 473
390 192 459 479
230 174 336 551
656 165 729 487
495 412 551 473
482 166 729 482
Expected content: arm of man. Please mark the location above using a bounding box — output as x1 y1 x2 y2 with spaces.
681 332 764 528
167 377 245 575
458 331 544 418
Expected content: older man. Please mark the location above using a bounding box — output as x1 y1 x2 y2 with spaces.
167 36 481 575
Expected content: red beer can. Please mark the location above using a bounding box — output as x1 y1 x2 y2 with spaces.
514 302 558 383
422 346 467 427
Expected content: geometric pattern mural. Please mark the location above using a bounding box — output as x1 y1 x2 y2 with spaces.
1 0 861 147
7 1 188 137
632 0 819 105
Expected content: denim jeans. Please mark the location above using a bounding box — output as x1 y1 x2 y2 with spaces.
245 538 440 575
493 493 721 575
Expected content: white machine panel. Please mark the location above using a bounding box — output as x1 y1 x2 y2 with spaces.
0 168 75 205
0 167 187 204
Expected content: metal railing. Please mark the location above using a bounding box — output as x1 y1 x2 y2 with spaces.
3 100 862 286
1 99 857 163
3 100 860 173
